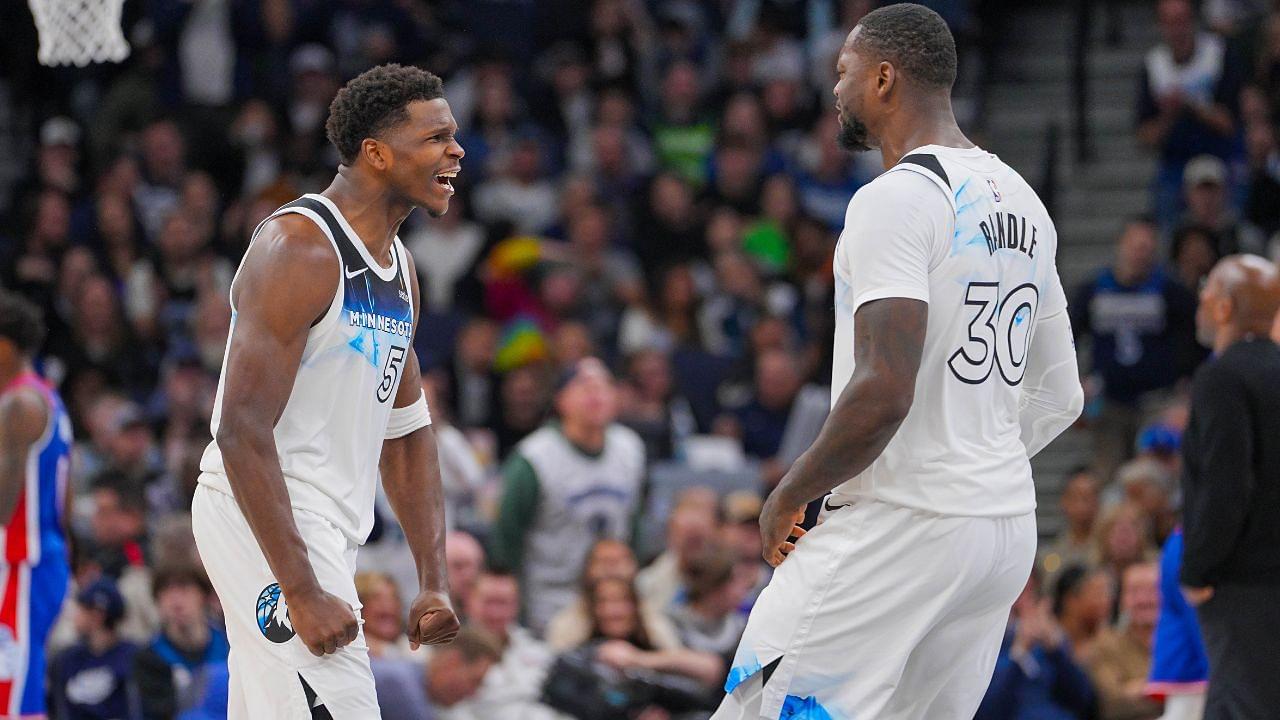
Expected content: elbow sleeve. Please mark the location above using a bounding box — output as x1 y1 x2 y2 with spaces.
1019 310 1084 458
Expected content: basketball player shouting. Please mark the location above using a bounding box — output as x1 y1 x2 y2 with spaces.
715 6 1084 719
192 65 463 718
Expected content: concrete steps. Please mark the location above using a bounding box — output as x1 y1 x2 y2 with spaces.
981 0 1159 539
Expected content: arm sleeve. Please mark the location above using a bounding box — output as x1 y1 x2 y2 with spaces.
1019 277 1085 458
1180 365 1255 587
488 454 540 573
839 170 950 314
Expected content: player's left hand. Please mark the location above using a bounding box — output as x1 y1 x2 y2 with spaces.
1181 584 1214 607
760 495 807 568
407 590 460 650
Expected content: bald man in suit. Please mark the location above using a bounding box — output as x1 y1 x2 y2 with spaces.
1181 255 1280 719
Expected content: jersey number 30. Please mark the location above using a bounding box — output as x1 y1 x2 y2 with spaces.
378 345 407 403
948 282 1039 386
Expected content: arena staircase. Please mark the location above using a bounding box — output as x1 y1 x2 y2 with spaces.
978 0 1160 538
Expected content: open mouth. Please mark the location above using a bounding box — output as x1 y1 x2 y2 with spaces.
434 168 459 192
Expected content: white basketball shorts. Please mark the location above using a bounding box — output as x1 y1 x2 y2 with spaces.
192 483 381 719
713 497 1036 720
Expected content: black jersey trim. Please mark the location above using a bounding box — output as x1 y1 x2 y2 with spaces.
897 153 951 190
289 197 368 270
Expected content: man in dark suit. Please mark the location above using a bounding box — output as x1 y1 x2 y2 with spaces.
1181 254 1280 719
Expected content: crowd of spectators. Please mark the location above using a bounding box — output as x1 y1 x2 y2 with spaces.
975 5 1280 718
1 0 1277 718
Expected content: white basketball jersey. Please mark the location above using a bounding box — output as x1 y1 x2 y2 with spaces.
199 193 415 543
829 145 1068 517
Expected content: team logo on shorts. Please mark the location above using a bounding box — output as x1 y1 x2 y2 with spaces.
256 583 295 643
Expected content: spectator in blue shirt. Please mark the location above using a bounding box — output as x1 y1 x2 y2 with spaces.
131 564 230 719
48 577 141 720
1072 217 1198 480
976 569 1099 720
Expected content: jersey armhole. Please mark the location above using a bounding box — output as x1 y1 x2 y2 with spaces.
228 207 345 331
393 237 414 327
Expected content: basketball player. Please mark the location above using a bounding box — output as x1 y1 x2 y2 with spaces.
0 291 72 719
714 6 1085 719
191 64 463 718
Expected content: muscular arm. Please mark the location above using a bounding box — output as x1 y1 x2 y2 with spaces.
0 387 47 523
214 215 355 653
769 298 926 512
379 251 459 648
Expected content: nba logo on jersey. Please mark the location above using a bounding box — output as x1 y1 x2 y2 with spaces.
986 177 1002 202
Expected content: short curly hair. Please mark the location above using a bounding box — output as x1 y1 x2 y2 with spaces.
0 291 46 357
325 64 445 165
853 3 957 89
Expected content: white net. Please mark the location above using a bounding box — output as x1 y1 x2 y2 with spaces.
29 0 130 68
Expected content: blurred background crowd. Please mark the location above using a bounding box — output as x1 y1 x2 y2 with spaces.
1 0 1278 718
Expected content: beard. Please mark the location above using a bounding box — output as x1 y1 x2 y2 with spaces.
837 110 872 152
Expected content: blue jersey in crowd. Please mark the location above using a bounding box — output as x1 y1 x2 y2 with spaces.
1147 528 1210 698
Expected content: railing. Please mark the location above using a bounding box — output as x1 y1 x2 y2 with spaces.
1041 121 1061 217
1073 0 1093 164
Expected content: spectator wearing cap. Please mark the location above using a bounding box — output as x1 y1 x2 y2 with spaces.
1144 424 1188 484
130 564 229 719
1072 216 1199 481
1085 561 1163 720
1039 467 1101 591
48 577 141 720
1177 154 1265 256
30 116 82 197
488 357 646 633
1137 0 1244 229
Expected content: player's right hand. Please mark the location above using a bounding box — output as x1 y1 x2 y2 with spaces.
288 588 360 657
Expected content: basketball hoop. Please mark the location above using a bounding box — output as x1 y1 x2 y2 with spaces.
29 0 130 67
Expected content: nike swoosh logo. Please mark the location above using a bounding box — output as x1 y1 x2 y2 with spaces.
345 266 368 279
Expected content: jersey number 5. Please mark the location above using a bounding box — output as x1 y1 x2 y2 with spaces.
378 345 407 403
948 282 1039 386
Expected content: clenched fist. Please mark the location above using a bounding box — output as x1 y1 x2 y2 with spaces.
407 590 460 650
289 588 360 657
